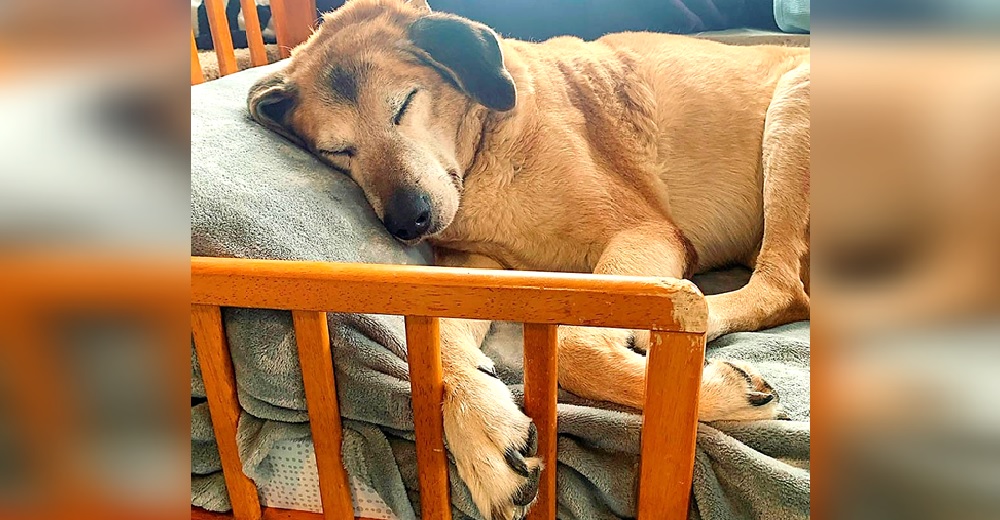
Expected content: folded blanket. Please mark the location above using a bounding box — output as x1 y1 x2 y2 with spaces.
191 62 810 520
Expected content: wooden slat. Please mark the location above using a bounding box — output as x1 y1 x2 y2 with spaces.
522 324 559 520
0 313 83 511
239 0 269 67
191 30 204 85
270 0 317 58
0 254 180 309
637 331 705 520
191 305 262 520
291 311 354 520
191 258 707 333
403 316 452 520
205 0 239 76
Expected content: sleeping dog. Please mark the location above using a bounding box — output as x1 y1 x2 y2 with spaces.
248 0 810 517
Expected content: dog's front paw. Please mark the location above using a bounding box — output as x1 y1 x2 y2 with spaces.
698 359 782 422
444 368 542 520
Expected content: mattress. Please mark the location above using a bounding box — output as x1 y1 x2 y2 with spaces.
260 438 398 519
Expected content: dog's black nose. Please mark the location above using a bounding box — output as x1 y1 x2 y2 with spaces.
384 190 432 241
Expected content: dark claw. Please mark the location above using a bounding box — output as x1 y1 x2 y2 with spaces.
625 333 646 356
521 422 538 457
477 364 500 379
748 391 775 406
511 466 541 506
504 447 530 477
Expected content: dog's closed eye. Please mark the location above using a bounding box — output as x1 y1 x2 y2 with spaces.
394 88 418 125
318 146 356 157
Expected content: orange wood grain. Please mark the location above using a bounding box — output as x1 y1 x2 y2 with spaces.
204 0 239 76
522 324 559 520
403 316 452 520
0 313 84 510
191 257 706 333
0 254 180 310
239 0 270 67
270 0 317 59
637 331 705 520
191 305 262 520
292 311 355 520
191 30 204 85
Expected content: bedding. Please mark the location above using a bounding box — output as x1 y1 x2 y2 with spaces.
191 63 810 520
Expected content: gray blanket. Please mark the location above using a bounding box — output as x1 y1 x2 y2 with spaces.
191 63 810 520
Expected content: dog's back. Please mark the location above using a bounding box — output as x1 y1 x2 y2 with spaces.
463 33 809 271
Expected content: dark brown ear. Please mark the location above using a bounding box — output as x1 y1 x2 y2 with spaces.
247 72 303 146
407 14 516 111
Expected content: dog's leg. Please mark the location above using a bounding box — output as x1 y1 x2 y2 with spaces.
705 61 811 341
556 222 687 408
434 249 541 520
557 223 782 420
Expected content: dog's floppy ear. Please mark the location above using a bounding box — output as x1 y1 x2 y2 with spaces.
248 71 304 146
408 14 516 111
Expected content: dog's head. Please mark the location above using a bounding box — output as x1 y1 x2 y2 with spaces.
248 0 516 243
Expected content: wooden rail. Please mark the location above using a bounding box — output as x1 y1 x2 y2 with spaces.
271 0 318 59
190 256 707 520
191 0 318 85
239 0 270 67
522 323 559 520
293 311 354 519
205 0 238 77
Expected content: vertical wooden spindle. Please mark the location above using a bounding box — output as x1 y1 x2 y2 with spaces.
191 305 262 520
205 0 239 76
270 0 317 59
637 331 705 520
239 0 269 67
404 315 452 520
522 323 559 520
292 311 354 519
190 30 204 85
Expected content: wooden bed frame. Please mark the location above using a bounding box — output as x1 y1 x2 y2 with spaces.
191 3 706 519
191 258 706 520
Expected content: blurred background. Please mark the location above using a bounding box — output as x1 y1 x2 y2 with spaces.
2 0 999 518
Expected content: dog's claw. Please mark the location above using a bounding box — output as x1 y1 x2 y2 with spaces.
748 391 775 406
511 466 541 506
478 364 500 379
522 422 537 456
504 447 531 477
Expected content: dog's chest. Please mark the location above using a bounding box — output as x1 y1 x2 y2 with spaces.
434 180 600 273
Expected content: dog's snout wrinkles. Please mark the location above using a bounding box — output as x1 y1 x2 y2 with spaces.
385 189 432 241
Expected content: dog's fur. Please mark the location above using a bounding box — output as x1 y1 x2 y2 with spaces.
248 0 810 517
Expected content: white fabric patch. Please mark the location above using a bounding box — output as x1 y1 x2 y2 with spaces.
257 438 398 520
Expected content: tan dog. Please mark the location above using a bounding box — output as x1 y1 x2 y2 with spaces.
248 0 809 517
